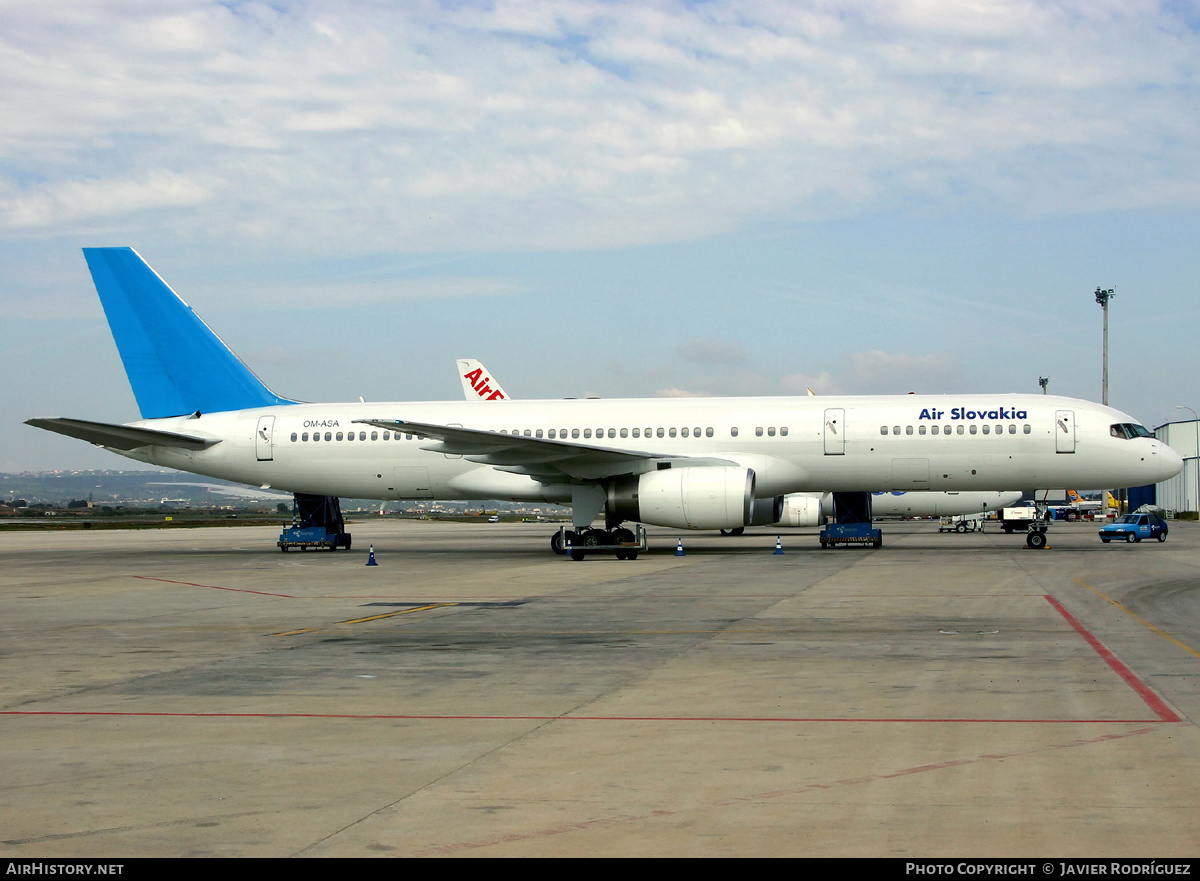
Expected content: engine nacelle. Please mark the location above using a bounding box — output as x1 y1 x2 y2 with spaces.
748 495 785 526
775 493 824 527
608 467 755 529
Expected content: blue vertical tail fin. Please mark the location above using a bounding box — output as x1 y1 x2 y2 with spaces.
83 248 295 418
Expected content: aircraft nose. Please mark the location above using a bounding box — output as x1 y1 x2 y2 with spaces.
1155 441 1185 482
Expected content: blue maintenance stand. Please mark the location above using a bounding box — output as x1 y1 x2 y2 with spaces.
819 492 883 549
277 494 352 552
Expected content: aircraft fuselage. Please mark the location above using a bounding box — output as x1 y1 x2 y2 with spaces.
109 394 1177 506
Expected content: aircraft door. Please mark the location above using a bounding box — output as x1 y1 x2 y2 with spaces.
1055 410 1075 453
824 408 845 455
256 415 275 461
891 458 930 489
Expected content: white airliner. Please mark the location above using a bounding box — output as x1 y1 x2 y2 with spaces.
450 359 1025 534
28 249 1182 556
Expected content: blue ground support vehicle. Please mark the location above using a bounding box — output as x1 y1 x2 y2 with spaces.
1099 513 1168 543
819 492 883 548
277 494 352 552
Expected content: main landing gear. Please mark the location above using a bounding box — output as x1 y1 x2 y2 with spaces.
551 526 642 560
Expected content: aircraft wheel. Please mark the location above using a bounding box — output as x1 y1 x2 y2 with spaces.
551 531 571 555
1027 531 1047 549
612 527 635 545
581 529 605 547
1125 532 1136 543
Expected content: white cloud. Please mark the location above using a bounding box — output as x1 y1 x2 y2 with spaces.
0 0 1196 256
0 172 209 229
675 338 746 366
192 276 523 312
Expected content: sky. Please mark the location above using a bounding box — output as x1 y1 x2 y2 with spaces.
2 0 1199 472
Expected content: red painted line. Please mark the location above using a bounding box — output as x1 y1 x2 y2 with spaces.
133 576 294 598
1044 594 1181 723
0 710 1169 723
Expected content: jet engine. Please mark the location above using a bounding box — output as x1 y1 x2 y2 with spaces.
608 466 755 529
774 494 824 527
747 495 785 526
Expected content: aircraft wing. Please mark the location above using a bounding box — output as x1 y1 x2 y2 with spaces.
354 418 736 482
26 417 220 451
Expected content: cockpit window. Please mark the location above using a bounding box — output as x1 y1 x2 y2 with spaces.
1110 423 1154 440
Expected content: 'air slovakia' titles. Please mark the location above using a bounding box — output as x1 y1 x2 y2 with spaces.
918 407 1028 421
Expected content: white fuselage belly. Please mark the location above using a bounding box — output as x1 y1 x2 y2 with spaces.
107 394 1178 506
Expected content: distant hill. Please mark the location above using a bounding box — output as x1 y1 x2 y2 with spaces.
0 470 281 508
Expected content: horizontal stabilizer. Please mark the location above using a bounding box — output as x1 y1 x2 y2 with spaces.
25 418 220 451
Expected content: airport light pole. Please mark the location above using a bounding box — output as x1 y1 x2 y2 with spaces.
1176 405 1199 515
1095 287 1115 406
